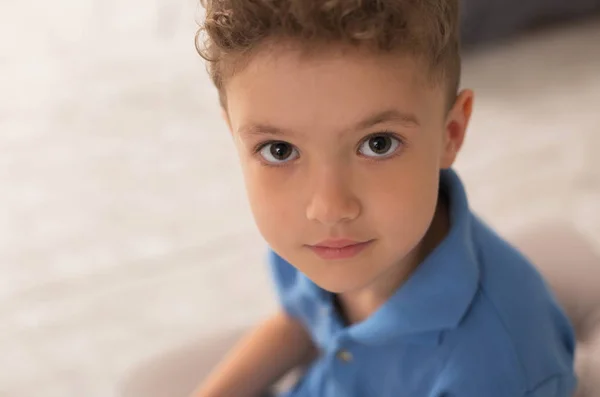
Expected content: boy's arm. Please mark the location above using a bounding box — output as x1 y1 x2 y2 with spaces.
193 310 317 397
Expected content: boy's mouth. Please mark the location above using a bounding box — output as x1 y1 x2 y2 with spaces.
306 239 374 260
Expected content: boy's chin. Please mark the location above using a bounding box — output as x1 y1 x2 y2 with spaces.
305 270 380 295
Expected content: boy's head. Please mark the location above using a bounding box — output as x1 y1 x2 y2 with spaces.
198 0 462 108
197 0 473 295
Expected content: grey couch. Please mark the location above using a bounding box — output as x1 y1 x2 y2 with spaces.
461 0 600 47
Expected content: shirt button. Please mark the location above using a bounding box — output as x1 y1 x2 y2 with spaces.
336 349 353 363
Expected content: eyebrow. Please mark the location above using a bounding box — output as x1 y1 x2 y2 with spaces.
237 108 420 138
355 109 420 130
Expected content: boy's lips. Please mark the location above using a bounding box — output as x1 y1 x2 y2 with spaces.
306 239 374 260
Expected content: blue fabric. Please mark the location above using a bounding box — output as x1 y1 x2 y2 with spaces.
269 169 577 397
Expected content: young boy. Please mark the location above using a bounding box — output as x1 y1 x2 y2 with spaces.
194 1 577 396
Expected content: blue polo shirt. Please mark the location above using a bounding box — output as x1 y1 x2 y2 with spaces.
268 169 577 397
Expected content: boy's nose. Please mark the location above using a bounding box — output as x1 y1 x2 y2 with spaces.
305 169 361 227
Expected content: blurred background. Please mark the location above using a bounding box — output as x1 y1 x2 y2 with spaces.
1 1 599 396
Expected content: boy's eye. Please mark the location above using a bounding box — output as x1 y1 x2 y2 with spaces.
258 141 299 164
358 134 401 158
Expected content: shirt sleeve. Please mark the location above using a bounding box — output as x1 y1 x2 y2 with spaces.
430 372 577 397
525 375 577 397
428 334 577 397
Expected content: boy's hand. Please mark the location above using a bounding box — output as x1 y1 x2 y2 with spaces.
192 311 317 397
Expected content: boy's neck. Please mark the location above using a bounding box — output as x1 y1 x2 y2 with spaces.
336 193 450 325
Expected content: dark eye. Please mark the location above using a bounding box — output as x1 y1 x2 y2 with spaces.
358 134 401 158
258 141 299 164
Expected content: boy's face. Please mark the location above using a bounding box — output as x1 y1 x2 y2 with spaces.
223 44 473 294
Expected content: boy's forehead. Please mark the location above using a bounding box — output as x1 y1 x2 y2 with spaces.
228 42 427 92
224 44 445 130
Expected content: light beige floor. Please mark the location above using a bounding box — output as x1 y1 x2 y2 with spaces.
1 2 598 396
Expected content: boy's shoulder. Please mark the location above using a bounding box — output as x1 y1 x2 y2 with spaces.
440 216 577 395
470 215 576 362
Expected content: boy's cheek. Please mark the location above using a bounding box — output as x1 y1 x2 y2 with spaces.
220 108 232 132
245 177 295 218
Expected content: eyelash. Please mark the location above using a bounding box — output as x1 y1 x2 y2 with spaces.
253 141 275 154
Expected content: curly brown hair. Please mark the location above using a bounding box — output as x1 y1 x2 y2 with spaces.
196 0 461 108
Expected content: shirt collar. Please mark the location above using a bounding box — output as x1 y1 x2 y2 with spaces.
346 168 480 345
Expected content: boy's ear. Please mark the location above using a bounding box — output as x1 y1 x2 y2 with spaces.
441 89 474 169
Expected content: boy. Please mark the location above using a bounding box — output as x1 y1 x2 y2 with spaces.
194 0 577 396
